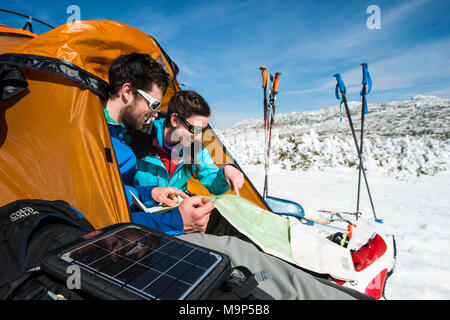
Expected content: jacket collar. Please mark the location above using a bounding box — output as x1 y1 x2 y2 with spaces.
149 118 185 168
153 118 184 156
152 118 166 149
103 108 126 139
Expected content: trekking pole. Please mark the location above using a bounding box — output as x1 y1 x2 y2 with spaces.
260 66 270 198
333 73 381 223
359 64 381 223
267 73 281 169
300 217 352 234
357 65 366 218
259 66 269 134
317 209 362 219
259 66 269 159
268 73 281 152
264 72 281 198
268 73 281 146
269 72 281 130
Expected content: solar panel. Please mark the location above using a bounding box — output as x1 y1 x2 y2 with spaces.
41 224 231 300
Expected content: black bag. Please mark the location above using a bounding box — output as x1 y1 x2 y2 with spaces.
41 223 232 300
0 199 94 299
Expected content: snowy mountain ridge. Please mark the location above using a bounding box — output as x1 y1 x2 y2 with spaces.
218 95 450 179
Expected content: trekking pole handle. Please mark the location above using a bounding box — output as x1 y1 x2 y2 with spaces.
272 72 281 93
361 63 369 85
259 66 268 89
360 63 372 97
333 73 346 95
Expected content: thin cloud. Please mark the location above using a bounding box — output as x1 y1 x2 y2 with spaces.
284 80 335 96
425 85 450 98
370 37 450 92
381 0 430 27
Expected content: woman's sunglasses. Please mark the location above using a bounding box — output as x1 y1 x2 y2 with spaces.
178 116 208 134
136 89 161 111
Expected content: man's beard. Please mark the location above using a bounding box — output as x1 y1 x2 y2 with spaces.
120 101 145 131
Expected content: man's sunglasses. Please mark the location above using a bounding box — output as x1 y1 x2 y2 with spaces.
179 116 208 135
136 89 161 111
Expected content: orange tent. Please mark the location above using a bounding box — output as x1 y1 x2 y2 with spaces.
0 25 36 54
0 20 268 229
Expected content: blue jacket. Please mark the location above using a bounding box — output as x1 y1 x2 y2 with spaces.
132 118 230 195
104 109 184 235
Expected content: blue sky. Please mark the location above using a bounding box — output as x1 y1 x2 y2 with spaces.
2 0 450 129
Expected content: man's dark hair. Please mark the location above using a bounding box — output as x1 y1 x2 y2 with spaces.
108 52 169 99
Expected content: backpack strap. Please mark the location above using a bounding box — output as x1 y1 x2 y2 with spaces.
215 266 274 300
11 272 83 300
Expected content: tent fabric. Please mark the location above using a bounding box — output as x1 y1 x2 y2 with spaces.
0 69 130 229
0 20 269 230
0 26 36 54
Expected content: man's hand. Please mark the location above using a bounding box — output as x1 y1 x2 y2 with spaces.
179 196 214 234
151 186 189 207
223 165 244 196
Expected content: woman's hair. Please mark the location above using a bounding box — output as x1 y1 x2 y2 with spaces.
167 90 211 178
167 90 211 120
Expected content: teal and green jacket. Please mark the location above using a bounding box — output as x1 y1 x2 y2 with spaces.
132 118 231 195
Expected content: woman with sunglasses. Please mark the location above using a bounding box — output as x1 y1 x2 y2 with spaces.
130 90 244 197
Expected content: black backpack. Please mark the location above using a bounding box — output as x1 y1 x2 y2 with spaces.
0 199 94 300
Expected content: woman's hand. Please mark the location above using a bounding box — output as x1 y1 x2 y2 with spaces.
223 165 244 196
151 186 189 207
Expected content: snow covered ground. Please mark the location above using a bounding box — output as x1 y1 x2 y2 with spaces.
240 164 450 300
218 96 450 300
